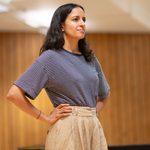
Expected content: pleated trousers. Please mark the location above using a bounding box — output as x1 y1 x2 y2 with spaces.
45 106 108 150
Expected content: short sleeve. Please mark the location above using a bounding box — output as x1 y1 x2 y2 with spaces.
14 60 49 100
94 57 110 101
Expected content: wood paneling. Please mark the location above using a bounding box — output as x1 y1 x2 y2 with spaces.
0 32 150 150
0 32 53 150
87 34 150 145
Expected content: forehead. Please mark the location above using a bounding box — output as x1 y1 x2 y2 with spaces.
68 7 85 17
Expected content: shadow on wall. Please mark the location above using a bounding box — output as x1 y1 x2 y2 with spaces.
17 144 150 150
108 144 150 150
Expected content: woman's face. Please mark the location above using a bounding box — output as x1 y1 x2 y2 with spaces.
62 7 86 41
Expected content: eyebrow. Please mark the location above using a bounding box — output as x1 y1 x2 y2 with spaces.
72 16 86 18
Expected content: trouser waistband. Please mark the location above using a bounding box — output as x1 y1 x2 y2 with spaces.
71 106 96 117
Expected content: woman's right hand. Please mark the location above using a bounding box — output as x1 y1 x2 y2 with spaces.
47 104 72 126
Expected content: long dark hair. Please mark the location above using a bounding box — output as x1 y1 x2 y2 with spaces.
40 3 94 62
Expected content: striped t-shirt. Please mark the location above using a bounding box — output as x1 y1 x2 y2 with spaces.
14 49 110 107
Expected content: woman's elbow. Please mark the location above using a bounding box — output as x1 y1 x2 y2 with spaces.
6 85 23 103
6 89 16 102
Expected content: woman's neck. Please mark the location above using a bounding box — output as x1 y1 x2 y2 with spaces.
63 36 81 54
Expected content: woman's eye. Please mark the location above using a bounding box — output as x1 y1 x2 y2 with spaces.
83 17 86 22
72 17 86 22
72 18 78 21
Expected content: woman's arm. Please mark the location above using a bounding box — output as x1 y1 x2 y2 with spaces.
96 91 110 116
6 85 72 125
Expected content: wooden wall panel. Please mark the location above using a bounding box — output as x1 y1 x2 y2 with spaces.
87 34 150 145
0 32 52 150
0 32 150 150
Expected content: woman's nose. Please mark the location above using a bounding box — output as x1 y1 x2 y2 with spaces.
79 19 85 26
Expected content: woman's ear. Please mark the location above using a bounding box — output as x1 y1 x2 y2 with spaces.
61 23 64 32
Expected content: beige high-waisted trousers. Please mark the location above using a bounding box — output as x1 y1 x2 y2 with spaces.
45 106 108 150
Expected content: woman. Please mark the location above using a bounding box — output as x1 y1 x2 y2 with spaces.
7 3 110 150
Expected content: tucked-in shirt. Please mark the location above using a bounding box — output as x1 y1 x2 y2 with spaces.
14 49 110 107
